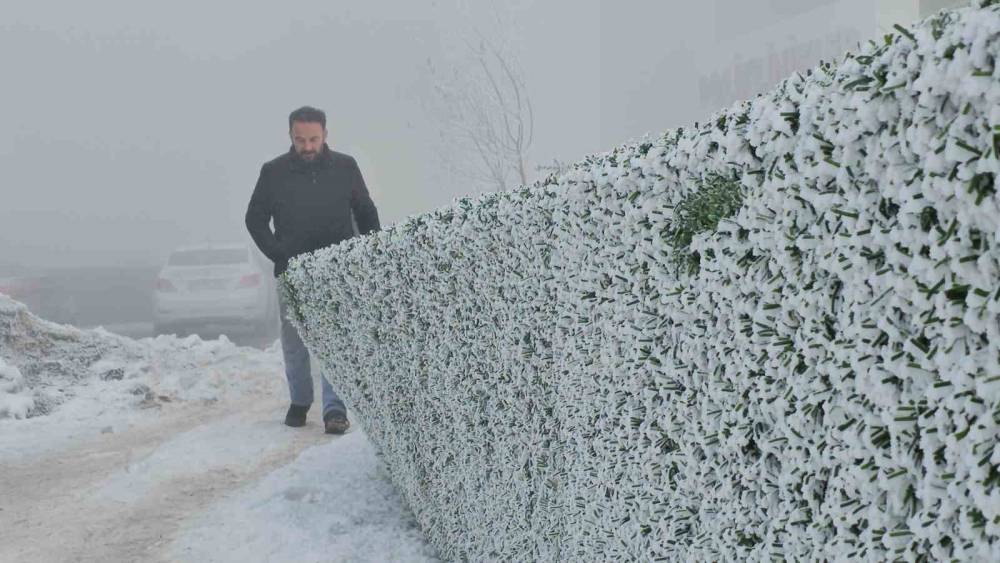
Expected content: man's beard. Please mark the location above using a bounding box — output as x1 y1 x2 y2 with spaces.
297 148 319 161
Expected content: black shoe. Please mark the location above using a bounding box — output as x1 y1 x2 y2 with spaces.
285 404 310 427
323 411 350 435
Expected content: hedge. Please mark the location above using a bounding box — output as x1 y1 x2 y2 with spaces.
283 3 1000 560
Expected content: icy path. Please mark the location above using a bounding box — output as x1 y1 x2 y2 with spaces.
0 391 435 562
0 296 435 562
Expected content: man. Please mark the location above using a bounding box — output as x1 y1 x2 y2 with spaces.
245 106 380 434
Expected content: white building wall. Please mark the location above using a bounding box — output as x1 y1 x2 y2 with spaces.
594 0 970 149
697 0 872 115
878 0 965 34
920 0 968 15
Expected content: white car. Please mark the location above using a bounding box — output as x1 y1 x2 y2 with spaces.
153 243 279 337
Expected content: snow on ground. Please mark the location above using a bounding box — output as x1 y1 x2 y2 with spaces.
0 291 287 459
0 355 33 419
0 294 437 562
93 407 311 504
169 432 438 563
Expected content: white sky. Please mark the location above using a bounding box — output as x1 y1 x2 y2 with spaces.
0 0 947 271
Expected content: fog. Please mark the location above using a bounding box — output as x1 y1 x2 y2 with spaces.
1 0 945 331
1 0 599 271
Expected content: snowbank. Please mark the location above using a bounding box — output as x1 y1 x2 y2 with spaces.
0 292 283 428
1 292 437 562
284 3 1000 561
0 355 33 419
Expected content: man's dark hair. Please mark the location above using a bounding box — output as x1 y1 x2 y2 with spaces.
288 106 326 130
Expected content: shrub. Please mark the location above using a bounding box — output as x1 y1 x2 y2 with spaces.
283 4 1000 560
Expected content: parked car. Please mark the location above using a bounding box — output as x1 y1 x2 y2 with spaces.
153 243 279 338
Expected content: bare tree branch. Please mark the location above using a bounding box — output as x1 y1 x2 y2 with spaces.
422 26 535 193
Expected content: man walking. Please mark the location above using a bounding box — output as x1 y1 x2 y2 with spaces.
245 106 380 434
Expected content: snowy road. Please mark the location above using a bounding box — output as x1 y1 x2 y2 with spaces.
1 395 315 561
1 393 435 563
0 298 436 562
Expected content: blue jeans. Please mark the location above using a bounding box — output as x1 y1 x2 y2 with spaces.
278 291 346 418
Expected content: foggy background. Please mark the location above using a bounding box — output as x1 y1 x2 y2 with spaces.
0 0 962 335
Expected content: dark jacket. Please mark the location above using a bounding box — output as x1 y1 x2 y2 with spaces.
245 145 380 276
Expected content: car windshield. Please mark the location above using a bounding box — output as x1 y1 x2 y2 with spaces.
168 248 248 266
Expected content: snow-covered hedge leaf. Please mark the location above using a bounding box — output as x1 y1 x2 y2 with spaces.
284 4 1000 560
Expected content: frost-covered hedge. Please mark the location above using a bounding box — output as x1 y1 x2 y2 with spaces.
284 4 1000 560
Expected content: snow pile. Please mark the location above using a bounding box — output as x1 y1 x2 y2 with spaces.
0 355 33 419
0 293 283 422
284 4 1000 561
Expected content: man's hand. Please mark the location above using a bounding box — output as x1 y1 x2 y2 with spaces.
273 239 293 277
274 254 289 277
